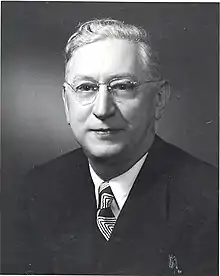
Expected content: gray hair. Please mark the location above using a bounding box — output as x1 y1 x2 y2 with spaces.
64 18 160 79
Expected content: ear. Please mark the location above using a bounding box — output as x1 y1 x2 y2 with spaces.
62 85 70 125
155 80 170 120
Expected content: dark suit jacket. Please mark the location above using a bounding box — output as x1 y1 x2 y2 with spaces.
10 136 218 275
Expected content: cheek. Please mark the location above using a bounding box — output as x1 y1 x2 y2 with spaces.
68 98 91 128
119 93 156 130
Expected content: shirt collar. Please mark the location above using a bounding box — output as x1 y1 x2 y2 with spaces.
89 153 148 210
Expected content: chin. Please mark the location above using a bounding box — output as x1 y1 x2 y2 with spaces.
83 143 125 161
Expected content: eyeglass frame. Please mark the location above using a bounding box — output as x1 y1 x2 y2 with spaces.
63 77 162 106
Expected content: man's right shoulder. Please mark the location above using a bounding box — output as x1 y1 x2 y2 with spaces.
22 147 90 199
31 147 87 175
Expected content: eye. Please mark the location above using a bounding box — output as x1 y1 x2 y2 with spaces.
111 81 136 91
76 83 98 92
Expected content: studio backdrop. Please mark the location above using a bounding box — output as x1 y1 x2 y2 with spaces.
1 2 219 269
2 2 218 179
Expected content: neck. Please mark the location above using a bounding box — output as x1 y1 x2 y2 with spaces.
88 133 155 181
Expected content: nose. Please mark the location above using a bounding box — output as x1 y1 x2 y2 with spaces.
92 84 116 120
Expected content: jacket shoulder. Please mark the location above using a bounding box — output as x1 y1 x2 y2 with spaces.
33 147 87 174
150 136 218 215
27 147 87 181
21 147 90 210
162 138 217 217
156 136 218 183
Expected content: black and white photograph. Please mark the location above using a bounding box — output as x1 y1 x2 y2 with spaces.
1 2 219 275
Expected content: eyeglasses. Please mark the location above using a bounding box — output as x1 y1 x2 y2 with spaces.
64 77 160 106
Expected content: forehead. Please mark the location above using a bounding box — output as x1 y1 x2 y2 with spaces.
65 39 147 80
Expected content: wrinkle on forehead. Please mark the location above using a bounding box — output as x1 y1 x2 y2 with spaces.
65 38 148 82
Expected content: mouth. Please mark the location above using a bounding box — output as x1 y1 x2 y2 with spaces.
91 128 122 135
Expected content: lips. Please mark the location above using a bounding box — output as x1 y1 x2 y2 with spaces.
91 128 122 135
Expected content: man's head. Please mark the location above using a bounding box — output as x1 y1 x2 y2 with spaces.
65 19 160 79
63 19 170 164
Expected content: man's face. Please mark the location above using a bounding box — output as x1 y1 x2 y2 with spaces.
63 39 160 161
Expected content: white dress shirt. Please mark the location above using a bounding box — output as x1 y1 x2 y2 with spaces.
89 153 147 218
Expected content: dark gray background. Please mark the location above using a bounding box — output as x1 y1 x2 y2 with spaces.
2 2 218 176
1 2 219 270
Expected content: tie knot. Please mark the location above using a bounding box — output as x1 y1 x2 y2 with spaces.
98 182 114 209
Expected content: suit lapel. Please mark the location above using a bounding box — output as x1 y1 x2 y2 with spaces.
100 136 174 274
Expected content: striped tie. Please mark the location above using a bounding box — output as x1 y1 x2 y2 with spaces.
97 182 116 241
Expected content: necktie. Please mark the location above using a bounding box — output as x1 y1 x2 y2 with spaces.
97 182 116 241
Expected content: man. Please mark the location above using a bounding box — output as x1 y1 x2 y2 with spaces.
15 19 217 275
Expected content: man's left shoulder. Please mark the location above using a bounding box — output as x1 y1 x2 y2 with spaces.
156 136 218 182
157 136 218 213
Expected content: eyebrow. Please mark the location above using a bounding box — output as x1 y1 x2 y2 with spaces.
71 73 139 82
